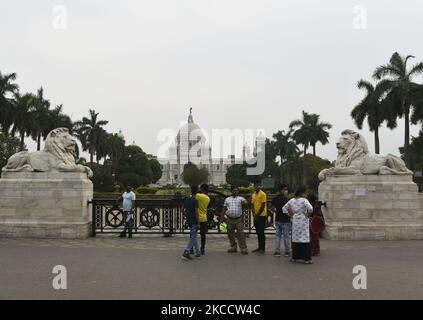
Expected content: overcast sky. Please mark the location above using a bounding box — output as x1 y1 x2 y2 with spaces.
1 0 422 161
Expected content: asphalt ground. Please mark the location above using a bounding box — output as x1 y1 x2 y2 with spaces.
1 235 422 299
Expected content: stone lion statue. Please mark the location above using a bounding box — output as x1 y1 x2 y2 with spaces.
318 129 412 181
2 127 93 177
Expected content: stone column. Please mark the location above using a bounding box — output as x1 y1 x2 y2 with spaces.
318 175 423 240
0 172 93 239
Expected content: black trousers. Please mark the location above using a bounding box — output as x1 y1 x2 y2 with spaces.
254 216 266 251
292 242 311 261
200 222 208 251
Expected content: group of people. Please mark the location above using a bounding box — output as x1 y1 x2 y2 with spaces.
115 183 324 264
181 182 325 264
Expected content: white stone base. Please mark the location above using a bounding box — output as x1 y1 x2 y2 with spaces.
318 175 423 240
0 172 93 239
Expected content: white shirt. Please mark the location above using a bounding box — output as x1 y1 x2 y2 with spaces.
122 191 136 211
283 197 313 243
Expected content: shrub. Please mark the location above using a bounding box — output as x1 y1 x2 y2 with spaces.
136 186 159 194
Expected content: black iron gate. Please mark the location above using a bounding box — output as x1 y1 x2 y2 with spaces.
90 195 276 236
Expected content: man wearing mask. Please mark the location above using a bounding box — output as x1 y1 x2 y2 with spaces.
271 184 291 257
116 185 136 238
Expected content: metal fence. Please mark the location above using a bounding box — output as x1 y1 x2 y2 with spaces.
90 196 276 236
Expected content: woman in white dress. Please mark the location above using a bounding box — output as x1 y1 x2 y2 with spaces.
282 187 314 264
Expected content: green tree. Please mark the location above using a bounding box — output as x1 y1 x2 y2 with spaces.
373 52 423 166
117 172 144 189
11 92 34 150
105 132 126 181
308 114 332 156
351 79 396 154
74 109 109 164
226 163 250 187
149 157 163 183
117 145 159 187
290 111 313 158
30 87 51 151
304 154 332 192
290 111 315 185
272 130 300 183
182 162 209 187
90 163 115 192
408 129 423 190
0 133 21 172
0 72 19 134
46 104 73 134
407 129 423 170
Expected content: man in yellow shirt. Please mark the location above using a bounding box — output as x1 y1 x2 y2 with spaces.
195 184 210 255
251 182 267 254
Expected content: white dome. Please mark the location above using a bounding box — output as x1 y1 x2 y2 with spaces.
176 111 206 145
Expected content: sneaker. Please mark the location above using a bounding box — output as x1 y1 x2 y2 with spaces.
304 260 313 264
241 250 248 255
118 232 126 238
258 250 265 255
195 253 202 258
181 251 192 261
290 258 297 263
201 249 205 255
273 252 281 258
252 248 260 253
227 247 237 253
284 253 290 257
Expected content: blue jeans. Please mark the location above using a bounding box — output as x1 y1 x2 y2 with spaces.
275 221 291 254
185 224 200 255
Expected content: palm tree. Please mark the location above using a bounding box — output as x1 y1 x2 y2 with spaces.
290 111 314 157
373 52 423 166
94 128 108 164
290 111 315 185
0 72 19 134
11 92 35 150
106 132 126 181
46 104 73 134
308 114 332 156
410 83 423 126
351 79 396 154
30 87 51 150
74 109 109 165
272 129 300 183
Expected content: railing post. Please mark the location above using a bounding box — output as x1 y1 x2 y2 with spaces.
91 199 96 237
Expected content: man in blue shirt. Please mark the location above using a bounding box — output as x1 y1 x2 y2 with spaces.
116 185 136 238
181 186 200 260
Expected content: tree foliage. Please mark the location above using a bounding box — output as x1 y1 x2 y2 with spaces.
0 133 21 173
182 162 209 187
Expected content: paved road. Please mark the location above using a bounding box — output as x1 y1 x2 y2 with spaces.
1 235 422 299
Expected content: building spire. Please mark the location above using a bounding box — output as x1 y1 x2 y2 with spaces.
188 107 193 123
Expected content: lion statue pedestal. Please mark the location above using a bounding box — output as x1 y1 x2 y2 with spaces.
0 128 93 239
318 130 423 240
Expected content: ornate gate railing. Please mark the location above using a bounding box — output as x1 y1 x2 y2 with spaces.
90 196 277 236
